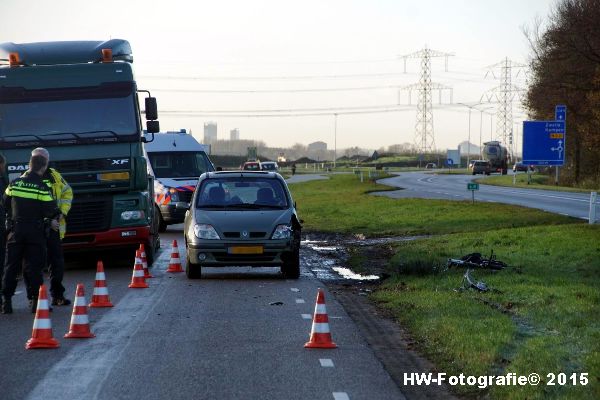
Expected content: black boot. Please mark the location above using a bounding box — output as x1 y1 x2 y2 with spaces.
30 297 37 313
1 297 12 314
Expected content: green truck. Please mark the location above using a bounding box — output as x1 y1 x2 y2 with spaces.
0 40 161 264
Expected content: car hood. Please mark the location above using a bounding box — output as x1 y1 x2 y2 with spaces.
194 208 293 234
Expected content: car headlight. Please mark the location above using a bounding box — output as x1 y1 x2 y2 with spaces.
121 210 145 221
169 188 179 202
194 224 220 240
271 224 292 239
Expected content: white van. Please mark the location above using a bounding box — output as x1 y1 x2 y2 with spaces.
143 129 214 231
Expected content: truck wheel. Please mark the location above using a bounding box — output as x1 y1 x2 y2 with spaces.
186 256 202 279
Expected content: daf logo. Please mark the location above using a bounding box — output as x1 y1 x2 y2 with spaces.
111 159 129 165
242 230 249 238
8 164 29 172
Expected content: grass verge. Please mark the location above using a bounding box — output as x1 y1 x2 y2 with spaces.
288 174 598 399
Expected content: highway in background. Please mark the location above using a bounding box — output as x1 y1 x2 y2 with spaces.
375 172 596 221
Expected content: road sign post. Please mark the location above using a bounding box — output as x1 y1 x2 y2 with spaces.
467 182 479 204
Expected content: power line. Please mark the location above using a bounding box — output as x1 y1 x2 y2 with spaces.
160 107 414 118
152 84 405 94
161 103 412 114
139 71 415 81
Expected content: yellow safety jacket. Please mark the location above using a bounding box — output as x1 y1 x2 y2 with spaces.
46 168 72 239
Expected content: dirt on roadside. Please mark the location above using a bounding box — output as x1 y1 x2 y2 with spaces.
302 232 457 399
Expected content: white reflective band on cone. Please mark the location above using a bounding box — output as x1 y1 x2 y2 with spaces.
133 270 144 277
75 296 86 305
315 304 327 314
93 287 109 295
33 319 52 329
38 299 50 309
70 314 89 325
95 273 106 280
311 323 331 333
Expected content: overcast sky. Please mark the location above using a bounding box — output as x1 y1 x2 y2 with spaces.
1 0 556 152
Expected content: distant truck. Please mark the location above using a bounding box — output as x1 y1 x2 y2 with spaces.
482 141 509 175
143 130 214 231
0 39 161 263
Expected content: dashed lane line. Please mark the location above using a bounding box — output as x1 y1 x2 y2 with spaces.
320 358 335 367
333 392 350 400
295 298 306 304
301 314 312 319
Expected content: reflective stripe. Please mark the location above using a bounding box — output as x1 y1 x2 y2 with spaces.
33 318 52 329
311 323 331 334
315 304 327 314
38 299 50 309
95 272 106 280
70 314 89 325
133 270 144 277
74 296 86 305
93 287 109 295
9 187 54 201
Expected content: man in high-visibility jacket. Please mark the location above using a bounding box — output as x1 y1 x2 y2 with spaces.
2 154 61 314
29 148 74 306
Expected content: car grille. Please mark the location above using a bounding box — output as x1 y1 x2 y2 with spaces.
66 195 112 234
222 232 267 239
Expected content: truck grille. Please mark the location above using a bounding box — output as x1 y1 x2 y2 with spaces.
66 196 112 234
50 158 117 173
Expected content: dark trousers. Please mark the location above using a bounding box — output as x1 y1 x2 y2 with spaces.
23 229 64 300
2 224 46 299
47 229 65 299
0 225 5 298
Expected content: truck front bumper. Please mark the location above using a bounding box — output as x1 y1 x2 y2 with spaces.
63 226 151 251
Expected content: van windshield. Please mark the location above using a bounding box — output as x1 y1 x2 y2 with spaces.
147 151 213 178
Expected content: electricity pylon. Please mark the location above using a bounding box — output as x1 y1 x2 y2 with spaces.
481 57 526 151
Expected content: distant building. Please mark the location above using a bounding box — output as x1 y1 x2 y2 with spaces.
307 141 327 152
230 128 240 141
204 122 217 143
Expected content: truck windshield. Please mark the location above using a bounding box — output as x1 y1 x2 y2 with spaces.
147 151 212 178
0 82 138 140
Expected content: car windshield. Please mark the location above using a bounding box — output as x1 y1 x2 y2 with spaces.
0 82 138 139
148 151 212 178
262 163 276 170
197 177 289 209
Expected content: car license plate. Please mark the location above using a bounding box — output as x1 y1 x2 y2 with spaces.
229 246 264 254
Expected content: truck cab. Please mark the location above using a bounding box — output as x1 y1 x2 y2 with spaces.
0 40 161 264
143 130 214 231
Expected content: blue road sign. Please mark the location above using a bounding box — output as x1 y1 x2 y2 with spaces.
522 121 566 166
555 105 567 122
446 158 453 166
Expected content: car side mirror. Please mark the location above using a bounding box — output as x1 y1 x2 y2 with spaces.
217 166 223 171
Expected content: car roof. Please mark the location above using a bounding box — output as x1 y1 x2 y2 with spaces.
204 171 282 180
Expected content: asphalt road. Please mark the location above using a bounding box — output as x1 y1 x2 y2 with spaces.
375 171 597 221
0 226 404 400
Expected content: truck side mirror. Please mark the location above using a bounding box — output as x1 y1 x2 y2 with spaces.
146 120 160 134
145 97 158 121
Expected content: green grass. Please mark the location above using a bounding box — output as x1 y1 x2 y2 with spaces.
373 225 600 399
475 173 599 193
289 174 577 236
288 174 598 399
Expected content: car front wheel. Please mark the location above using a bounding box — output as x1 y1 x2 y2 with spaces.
281 247 300 279
186 256 202 279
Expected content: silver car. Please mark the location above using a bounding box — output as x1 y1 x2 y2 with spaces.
184 171 301 279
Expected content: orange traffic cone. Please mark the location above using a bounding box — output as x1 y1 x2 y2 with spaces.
304 288 337 349
26 284 60 349
65 284 95 339
166 240 183 273
139 243 154 278
89 261 114 307
129 250 149 288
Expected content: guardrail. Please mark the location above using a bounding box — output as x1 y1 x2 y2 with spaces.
590 191 598 224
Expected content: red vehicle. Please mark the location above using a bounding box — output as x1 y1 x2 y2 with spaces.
242 161 261 171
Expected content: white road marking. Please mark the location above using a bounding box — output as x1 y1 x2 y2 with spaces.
290 288 300 292
26 249 173 400
333 393 350 400
301 314 312 319
320 358 335 367
295 298 305 304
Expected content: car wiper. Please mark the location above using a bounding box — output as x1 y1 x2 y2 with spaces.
198 204 227 208
254 204 285 209
227 203 261 209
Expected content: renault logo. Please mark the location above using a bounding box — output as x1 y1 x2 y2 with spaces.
242 230 249 238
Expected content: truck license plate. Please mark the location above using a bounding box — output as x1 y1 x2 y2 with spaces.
229 246 264 254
